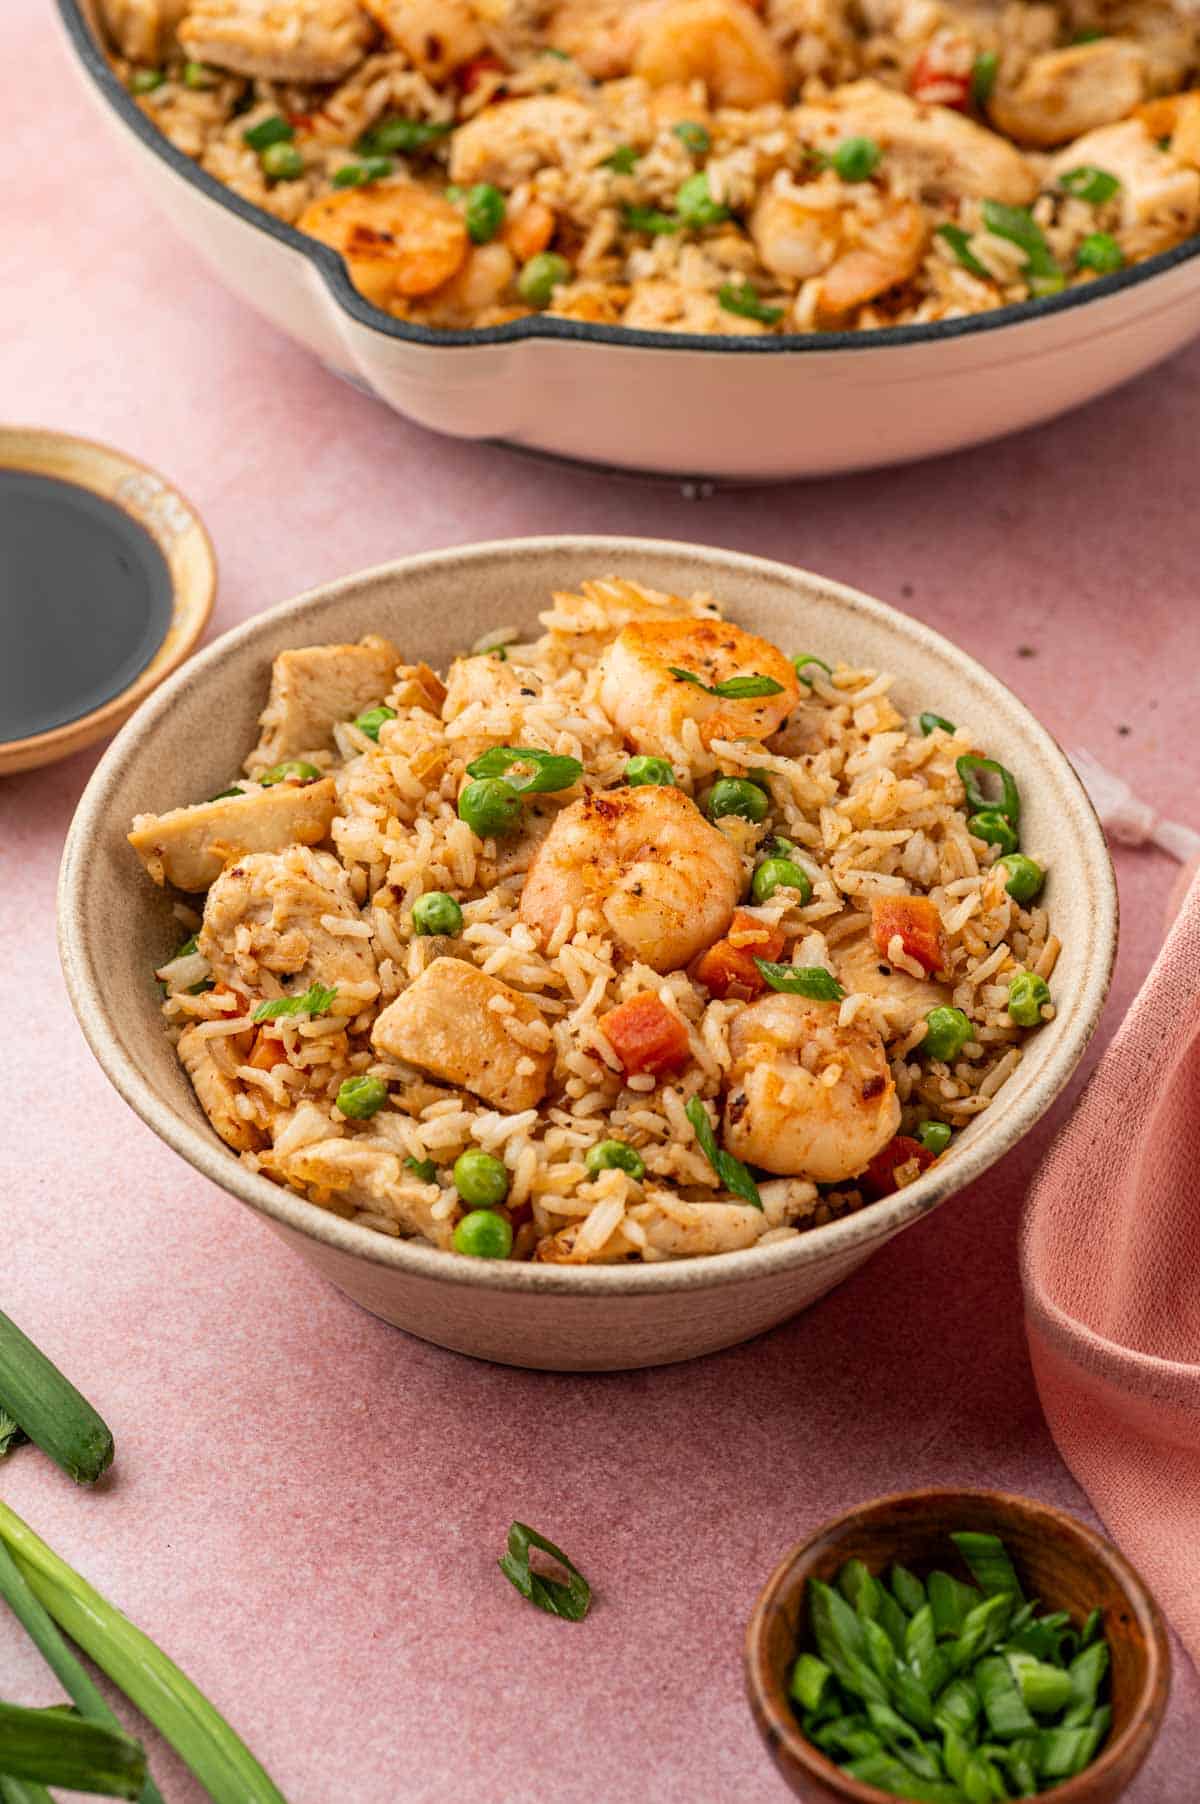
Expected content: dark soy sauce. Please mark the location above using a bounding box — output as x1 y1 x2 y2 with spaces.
0 468 174 744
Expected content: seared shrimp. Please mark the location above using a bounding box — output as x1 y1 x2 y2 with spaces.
750 185 842 279
519 786 742 972
817 201 927 319
633 0 787 107
297 185 469 308
361 0 487 80
723 994 900 1181
598 618 799 759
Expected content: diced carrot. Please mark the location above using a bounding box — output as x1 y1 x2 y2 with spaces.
458 51 505 94
503 200 556 263
600 993 691 1076
870 895 948 977
248 1030 287 1071
907 49 970 109
862 1135 936 1199
692 910 786 1000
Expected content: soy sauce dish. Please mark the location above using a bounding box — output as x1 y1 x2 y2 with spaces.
745 1490 1170 1804
0 428 214 776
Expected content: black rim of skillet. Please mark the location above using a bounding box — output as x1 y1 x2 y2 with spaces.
62 0 1200 357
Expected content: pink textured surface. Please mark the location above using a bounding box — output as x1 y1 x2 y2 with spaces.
3 6 1199 1798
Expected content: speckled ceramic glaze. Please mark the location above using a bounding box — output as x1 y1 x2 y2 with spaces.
745 1489 1170 1804
58 538 1117 1370
57 0 1200 481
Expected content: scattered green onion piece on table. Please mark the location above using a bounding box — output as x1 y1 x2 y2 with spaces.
707 776 769 823
466 745 582 793
602 144 638 173
1076 232 1124 274
452 1210 513 1259
831 135 880 182
625 754 675 787
752 857 812 905
996 853 1044 902
967 808 1019 854
753 961 844 1001
452 1149 510 1208
260 142 304 181
258 760 319 786
404 1155 438 1183
585 1139 645 1180
354 703 396 741
457 777 523 839
956 753 1021 823
951 1530 1025 1600
921 1006 972 1062
498 1522 591 1620
517 250 572 305
793 654 832 686
335 1075 388 1120
919 711 957 736
970 49 998 106
128 68 164 94
1008 971 1051 1026
0 1502 288 1804
0 1312 114 1487
717 282 784 324
622 205 680 235
252 983 337 1023
1059 165 1120 204
241 114 292 150
676 171 729 227
915 1119 951 1156
936 223 991 280
0 1701 146 1801
673 120 711 154
411 891 463 936
684 1097 762 1210
464 182 506 243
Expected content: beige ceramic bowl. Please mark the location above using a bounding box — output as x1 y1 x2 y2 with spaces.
58 538 1117 1370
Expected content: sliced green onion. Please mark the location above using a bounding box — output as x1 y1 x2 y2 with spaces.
948 1592 1014 1671
602 144 638 173
1006 1651 1075 1716
404 1155 438 1183
971 49 999 106
928 1569 981 1638
252 982 337 1023
753 961 845 1001
622 204 680 234
676 171 729 228
956 754 1021 823
717 282 784 324
1077 232 1124 274
981 199 1062 293
356 117 452 156
465 745 583 793
951 1530 1025 1600
684 1097 761 1210
890 1564 927 1617
332 156 393 187
936 223 991 281
241 114 292 150
793 654 832 687
498 1522 591 1620
0 1312 114 1486
0 1701 146 1800
258 760 320 786
0 1412 25 1459
919 711 957 736
975 1654 1037 1739
181 61 217 89
1059 165 1120 204
807 1580 888 1706
1061 1637 1110 1726
665 666 783 699
673 120 711 154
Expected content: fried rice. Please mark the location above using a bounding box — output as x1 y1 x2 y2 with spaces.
128 576 1059 1265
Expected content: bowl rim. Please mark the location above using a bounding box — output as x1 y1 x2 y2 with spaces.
0 423 216 773
59 0 1200 359
743 1485 1172 1804
57 534 1117 1300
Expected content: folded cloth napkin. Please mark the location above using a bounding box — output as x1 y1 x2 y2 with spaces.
1022 859 1200 1662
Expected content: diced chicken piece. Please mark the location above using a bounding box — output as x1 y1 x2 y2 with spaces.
834 927 952 1034
360 0 485 78
273 1136 456 1246
199 846 379 999
988 41 1148 149
247 635 401 770
449 96 595 187
796 80 1037 204
535 1196 769 1262
178 1023 261 1152
1050 118 1200 233
177 0 374 83
441 653 545 762
101 0 189 62
128 778 337 891
371 957 553 1110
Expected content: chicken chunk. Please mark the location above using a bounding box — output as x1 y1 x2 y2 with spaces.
128 778 337 891
177 0 374 82
834 928 952 1035
371 957 553 1110
199 846 379 1000
101 0 189 62
988 41 1148 149
796 81 1037 204
273 1136 456 1246
178 1023 261 1152
1050 118 1200 235
359 0 485 77
248 635 401 770
449 96 595 187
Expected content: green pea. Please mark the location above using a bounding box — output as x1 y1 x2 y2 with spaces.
1008 972 1051 1027
626 755 675 787
915 1119 952 1155
831 136 880 182
996 853 1045 903
752 857 813 905
336 1074 388 1119
259 760 321 786
453 1148 511 1208
182 60 218 89
354 704 397 741
922 1006 973 1062
676 171 729 228
518 251 571 307
1077 232 1124 274
261 142 305 182
453 1208 513 1259
458 777 523 840
585 1139 646 1180
968 809 1019 854
412 891 463 936
707 777 768 824
465 182 506 243
129 68 165 94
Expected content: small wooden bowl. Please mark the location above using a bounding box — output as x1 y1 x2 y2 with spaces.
745 1489 1170 1804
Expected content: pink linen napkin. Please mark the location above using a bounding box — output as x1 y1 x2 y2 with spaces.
1022 860 1200 1662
